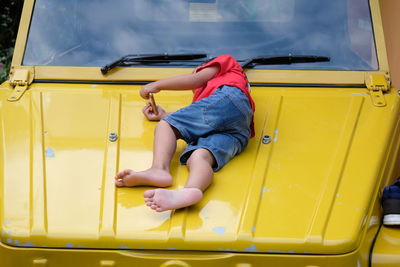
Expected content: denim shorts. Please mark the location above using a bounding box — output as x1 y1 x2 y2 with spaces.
163 85 252 171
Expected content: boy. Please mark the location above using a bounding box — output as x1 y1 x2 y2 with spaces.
115 54 255 212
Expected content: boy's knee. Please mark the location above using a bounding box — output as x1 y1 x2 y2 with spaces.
156 120 170 130
156 120 183 139
187 149 215 167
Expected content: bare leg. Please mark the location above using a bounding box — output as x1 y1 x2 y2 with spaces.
184 148 215 191
115 120 178 187
144 149 215 212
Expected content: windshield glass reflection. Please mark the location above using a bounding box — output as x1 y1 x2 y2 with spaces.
23 0 377 70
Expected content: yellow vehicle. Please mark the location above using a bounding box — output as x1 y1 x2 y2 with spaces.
1 0 400 266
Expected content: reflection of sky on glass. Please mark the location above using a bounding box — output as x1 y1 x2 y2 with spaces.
23 0 377 70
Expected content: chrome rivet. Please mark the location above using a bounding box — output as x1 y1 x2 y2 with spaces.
109 132 118 142
262 135 271 144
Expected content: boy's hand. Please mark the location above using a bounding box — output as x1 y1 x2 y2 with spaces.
140 83 160 99
142 103 168 121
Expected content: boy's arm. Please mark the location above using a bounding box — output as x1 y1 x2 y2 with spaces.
140 65 219 99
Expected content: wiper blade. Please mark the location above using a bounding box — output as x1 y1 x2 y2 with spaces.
241 54 330 69
101 53 208 74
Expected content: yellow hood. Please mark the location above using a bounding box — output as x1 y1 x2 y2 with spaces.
0 82 398 254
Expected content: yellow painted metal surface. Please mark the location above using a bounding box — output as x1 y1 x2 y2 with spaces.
1 83 399 255
372 226 400 267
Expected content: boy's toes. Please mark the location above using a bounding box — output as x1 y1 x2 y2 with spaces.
155 206 163 212
144 189 156 198
151 204 161 211
115 169 131 179
145 199 154 206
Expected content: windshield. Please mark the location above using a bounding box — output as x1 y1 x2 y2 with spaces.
23 0 378 70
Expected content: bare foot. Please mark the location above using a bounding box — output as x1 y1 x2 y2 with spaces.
115 168 173 187
144 188 203 212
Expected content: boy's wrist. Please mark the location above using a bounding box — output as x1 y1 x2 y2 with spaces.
145 83 160 95
141 84 155 99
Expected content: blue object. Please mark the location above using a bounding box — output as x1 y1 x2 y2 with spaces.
382 179 400 200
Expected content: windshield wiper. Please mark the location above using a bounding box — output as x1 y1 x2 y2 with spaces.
241 54 330 69
101 53 208 74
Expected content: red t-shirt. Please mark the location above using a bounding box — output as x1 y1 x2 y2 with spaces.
193 55 255 137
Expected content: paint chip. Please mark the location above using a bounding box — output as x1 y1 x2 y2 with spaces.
20 241 35 247
212 226 226 235
261 187 271 197
218 248 233 251
244 244 259 252
267 250 285 253
45 148 55 158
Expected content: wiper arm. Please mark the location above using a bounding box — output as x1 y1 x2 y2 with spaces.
101 53 208 74
241 54 330 69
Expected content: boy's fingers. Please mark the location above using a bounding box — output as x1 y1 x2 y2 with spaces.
143 107 157 119
140 88 149 99
143 109 151 117
143 103 151 112
142 102 164 121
